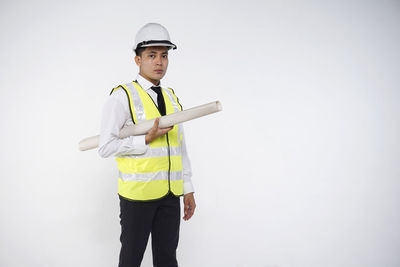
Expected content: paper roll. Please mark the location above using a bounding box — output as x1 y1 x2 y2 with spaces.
78 100 222 151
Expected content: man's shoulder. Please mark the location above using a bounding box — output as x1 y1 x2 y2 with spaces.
109 85 127 97
110 80 138 95
107 84 133 108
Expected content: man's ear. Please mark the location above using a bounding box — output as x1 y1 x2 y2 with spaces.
134 55 141 67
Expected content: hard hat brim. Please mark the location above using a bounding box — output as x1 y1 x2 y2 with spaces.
134 40 177 51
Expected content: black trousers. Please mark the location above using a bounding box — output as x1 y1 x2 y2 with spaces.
118 192 181 267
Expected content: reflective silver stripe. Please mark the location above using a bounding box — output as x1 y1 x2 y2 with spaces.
119 170 183 182
163 88 183 145
176 122 182 146
163 88 180 113
118 146 182 158
169 171 183 181
124 82 147 121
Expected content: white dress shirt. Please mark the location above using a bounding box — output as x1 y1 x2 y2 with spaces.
98 74 194 194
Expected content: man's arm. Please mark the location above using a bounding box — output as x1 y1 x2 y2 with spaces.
181 126 196 221
98 91 148 158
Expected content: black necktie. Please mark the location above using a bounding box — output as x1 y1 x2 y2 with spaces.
151 86 166 116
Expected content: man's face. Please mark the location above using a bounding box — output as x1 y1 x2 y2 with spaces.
135 46 169 85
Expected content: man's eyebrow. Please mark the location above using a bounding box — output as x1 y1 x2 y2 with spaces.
147 50 168 55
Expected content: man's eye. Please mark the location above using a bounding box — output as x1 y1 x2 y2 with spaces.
149 55 155 58
162 55 168 58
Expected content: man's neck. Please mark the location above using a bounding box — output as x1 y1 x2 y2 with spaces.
139 72 160 86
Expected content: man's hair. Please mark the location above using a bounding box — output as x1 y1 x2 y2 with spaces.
135 47 146 57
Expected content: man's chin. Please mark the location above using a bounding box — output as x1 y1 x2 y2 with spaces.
152 74 165 80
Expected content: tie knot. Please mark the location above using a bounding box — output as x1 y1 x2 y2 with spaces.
151 86 162 95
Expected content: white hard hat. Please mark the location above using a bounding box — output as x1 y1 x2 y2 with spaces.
133 23 177 52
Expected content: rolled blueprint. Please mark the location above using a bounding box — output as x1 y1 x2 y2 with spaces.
78 100 222 151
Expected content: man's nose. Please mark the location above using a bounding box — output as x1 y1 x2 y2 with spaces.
155 56 162 65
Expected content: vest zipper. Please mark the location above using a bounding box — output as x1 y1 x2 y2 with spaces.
146 89 172 195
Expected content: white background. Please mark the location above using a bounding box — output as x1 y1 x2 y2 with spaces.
1 0 399 266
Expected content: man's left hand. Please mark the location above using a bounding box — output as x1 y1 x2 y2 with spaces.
183 192 196 221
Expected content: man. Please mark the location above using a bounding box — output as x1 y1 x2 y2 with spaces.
98 23 196 267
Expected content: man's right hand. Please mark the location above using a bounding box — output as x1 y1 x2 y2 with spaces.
145 118 173 144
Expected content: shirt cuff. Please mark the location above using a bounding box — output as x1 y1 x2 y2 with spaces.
132 135 146 146
129 135 148 155
183 181 195 195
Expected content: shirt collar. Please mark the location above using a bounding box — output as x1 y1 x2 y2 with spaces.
135 74 162 91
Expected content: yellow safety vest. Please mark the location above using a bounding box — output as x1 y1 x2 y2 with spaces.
110 81 184 201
